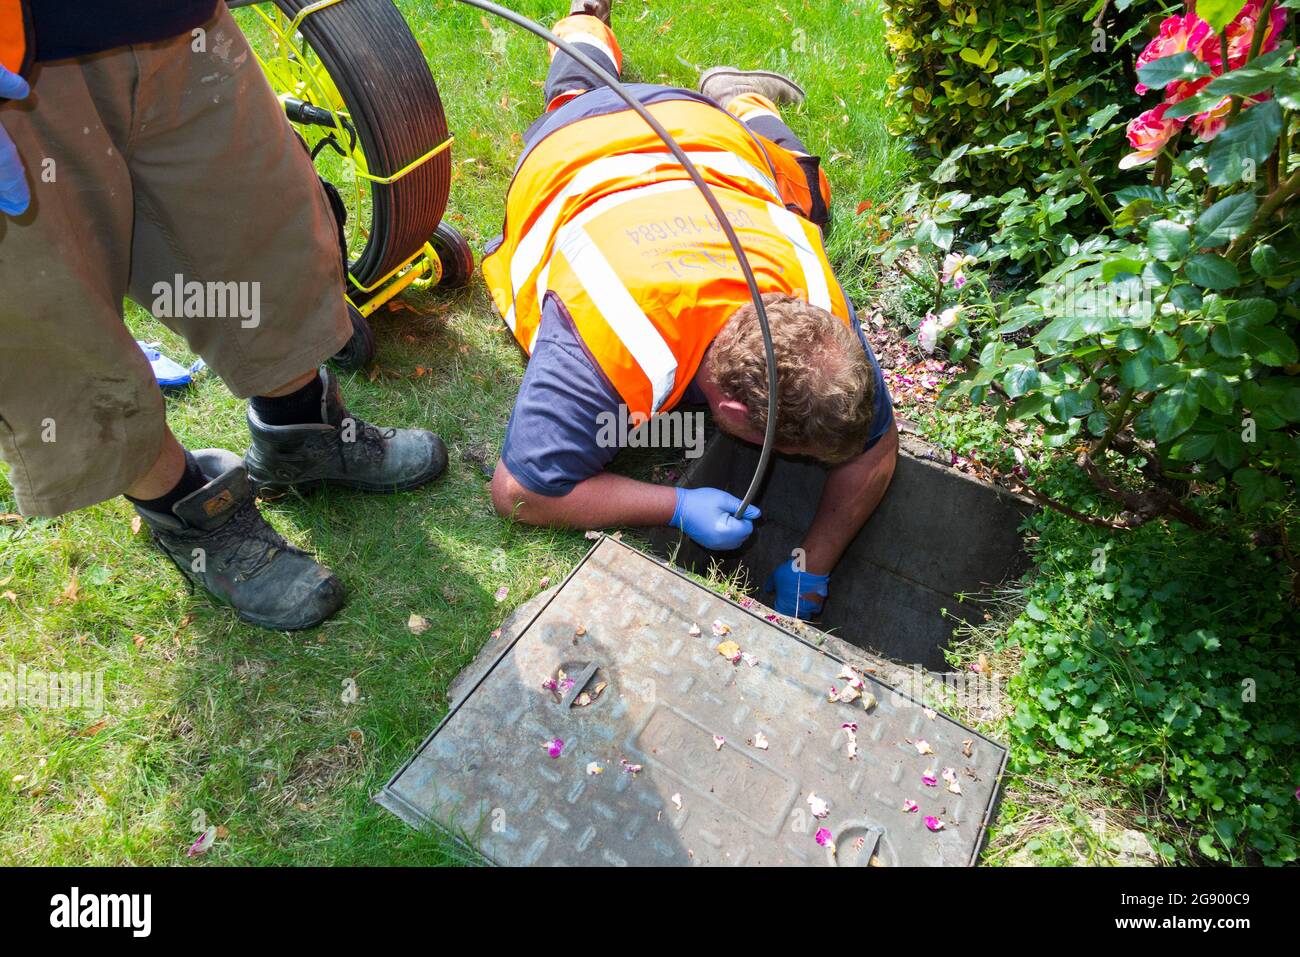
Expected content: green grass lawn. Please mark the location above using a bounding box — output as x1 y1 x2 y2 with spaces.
0 0 909 865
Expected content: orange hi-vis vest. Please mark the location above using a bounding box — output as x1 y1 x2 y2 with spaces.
482 91 850 419
0 0 33 77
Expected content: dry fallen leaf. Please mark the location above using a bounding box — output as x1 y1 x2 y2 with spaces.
79 718 110 737
56 572 79 605
961 739 974 759
716 640 742 664
915 739 935 756
407 614 431 635
133 634 147 648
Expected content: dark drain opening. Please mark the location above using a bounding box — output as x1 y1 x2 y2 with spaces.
648 431 1035 670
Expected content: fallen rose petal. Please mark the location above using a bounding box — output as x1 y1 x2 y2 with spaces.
711 619 731 637
713 735 725 751
741 652 759 667
923 769 938 787
806 792 831 819
545 738 564 758
688 623 702 637
915 739 935 755
925 816 945 832
902 799 919 813
815 827 835 849
752 731 769 750
586 761 604 775
187 825 217 858
494 586 509 603
671 793 682 811
620 759 643 776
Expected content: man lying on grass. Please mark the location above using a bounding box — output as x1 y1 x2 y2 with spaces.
485 0 898 620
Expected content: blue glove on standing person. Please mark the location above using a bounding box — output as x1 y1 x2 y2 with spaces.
670 487 760 551
765 559 830 620
0 64 31 217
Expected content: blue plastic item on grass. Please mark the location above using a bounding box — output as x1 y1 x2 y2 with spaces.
137 341 205 389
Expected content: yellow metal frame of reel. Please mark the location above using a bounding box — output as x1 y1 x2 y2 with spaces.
244 0 454 315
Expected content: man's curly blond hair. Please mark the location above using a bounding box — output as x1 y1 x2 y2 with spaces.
708 293 876 464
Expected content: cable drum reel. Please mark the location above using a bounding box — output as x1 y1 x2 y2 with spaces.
233 0 780 515
229 0 474 368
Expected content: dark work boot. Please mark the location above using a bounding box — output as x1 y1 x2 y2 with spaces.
244 367 448 495
133 449 346 631
700 67 806 108
568 0 611 25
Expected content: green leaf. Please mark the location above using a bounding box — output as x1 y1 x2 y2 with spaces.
1147 220 1190 261
1151 382 1201 442
1248 327 1300 366
1003 364 1041 399
1102 255 1146 280
1226 298 1277 327
1192 370 1235 414
1196 0 1249 33
1120 353 1156 389
1250 244 1281 277
1136 52 1211 91
1208 100 1284 187
1193 193 1257 248
1185 253 1240 290
1279 72 1300 110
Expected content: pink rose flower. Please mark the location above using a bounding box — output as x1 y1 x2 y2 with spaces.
1120 103 1183 168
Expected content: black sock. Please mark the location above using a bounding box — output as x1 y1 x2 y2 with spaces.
126 450 207 514
250 373 324 426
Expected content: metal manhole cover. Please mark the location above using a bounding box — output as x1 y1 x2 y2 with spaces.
379 537 1006 866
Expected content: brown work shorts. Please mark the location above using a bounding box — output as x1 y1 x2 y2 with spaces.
0 5 352 516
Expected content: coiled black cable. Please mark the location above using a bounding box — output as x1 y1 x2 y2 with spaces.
265 0 453 292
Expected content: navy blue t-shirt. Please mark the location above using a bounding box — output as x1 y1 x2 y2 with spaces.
34 1 218 62
500 294 896 497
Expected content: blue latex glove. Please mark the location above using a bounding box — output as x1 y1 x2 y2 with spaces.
0 65 30 217
765 559 830 620
670 487 761 551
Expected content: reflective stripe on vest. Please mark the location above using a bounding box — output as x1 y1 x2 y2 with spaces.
482 93 850 418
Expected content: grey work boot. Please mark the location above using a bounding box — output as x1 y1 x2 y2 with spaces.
700 67 806 108
568 0 611 24
133 449 346 631
244 367 448 495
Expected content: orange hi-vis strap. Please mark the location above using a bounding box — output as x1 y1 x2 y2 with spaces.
546 14 623 112
485 98 785 335
545 184 848 416
481 94 850 417
0 0 32 78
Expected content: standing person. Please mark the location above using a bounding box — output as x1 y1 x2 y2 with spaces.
0 2 447 630
483 1 898 620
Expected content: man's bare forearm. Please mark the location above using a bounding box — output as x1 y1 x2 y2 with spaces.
493 463 678 529
800 423 899 575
